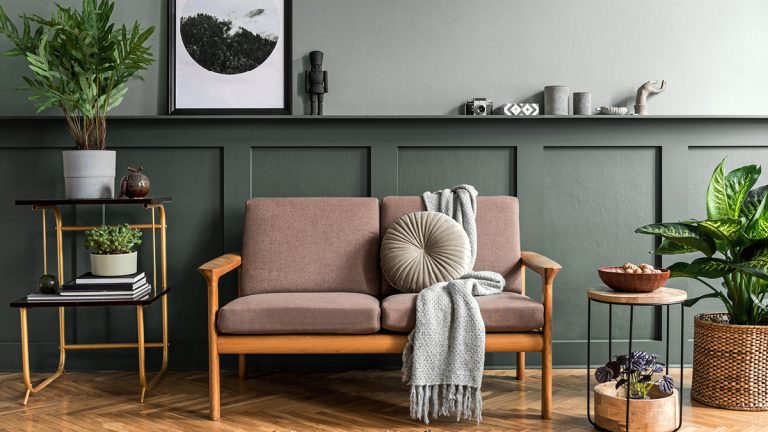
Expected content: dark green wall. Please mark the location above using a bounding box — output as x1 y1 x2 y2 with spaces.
2 116 768 371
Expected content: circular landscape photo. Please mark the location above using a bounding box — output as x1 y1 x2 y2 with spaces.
180 0 280 75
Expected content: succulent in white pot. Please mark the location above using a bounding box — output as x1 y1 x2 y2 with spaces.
85 224 142 277
0 0 155 198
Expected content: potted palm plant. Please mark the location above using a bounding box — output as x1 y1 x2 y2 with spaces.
636 158 768 411
0 0 155 198
85 224 142 276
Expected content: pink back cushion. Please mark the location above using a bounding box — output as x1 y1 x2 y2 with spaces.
241 198 381 296
380 196 522 295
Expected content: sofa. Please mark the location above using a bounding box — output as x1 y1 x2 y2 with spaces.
198 196 561 421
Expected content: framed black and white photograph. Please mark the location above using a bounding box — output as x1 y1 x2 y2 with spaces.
169 0 291 114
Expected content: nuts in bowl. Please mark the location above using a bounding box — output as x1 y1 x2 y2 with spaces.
598 263 670 293
618 262 663 274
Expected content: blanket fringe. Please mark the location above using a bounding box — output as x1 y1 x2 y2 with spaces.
409 384 483 425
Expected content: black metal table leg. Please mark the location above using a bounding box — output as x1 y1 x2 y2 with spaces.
675 303 685 431
626 305 634 430
608 304 612 359
587 299 595 426
666 305 671 375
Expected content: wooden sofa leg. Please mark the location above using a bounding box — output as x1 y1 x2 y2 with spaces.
541 343 552 420
516 352 525 380
209 347 220 420
238 354 247 380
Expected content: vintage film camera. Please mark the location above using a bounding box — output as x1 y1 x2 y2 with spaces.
465 98 493 116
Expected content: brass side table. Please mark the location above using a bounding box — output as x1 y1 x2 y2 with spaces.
9 197 171 405
586 286 687 432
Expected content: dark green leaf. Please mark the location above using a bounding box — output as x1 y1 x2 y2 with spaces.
635 223 716 257
668 262 697 278
733 258 768 282
654 239 697 255
683 292 722 308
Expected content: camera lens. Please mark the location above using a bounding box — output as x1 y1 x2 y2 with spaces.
475 105 485 115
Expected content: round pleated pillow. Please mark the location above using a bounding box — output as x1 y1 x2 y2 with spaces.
381 211 471 293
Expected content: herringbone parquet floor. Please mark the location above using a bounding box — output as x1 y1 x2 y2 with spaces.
1 369 767 431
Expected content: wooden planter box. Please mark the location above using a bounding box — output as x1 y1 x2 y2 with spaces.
692 313 768 411
594 382 679 432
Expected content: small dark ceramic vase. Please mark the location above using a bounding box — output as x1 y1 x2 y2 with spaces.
118 166 151 198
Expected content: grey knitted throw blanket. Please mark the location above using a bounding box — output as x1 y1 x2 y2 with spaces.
402 185 505 424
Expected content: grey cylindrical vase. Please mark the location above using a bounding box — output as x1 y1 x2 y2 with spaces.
544 85 569 115
573 92 592 115
62 150 116 199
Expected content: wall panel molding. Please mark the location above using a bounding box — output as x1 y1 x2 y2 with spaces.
2 118 768 370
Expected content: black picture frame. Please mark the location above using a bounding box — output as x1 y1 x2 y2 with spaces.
168 0 292 115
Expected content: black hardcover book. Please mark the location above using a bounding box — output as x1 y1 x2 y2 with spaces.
74 272 146 285
62 276 147 292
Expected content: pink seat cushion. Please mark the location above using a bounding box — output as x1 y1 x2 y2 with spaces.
217 292 381 334
381 292 543 333
380 196 522 295
241 198 380 296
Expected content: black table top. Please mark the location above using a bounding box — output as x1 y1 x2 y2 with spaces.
10 289 170 308
15 197 172 206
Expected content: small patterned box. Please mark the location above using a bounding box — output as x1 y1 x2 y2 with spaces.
500 103 539 116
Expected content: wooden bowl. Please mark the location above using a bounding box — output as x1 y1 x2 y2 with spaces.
598 267 670 293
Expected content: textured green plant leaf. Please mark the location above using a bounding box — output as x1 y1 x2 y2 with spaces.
654 239 697 255
745 193 768 239
668 258 734 279
741 185 768 221
725 164 761 215
706 159 729 220
635 223 716 257
707 160 761 220
695 218 743 242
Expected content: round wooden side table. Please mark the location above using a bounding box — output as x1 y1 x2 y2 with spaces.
586 286 687 432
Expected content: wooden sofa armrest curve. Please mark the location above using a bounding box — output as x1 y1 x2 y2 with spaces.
198 253 242 283
521 251 561 285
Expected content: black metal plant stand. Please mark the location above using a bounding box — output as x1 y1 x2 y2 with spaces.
586 287 687 432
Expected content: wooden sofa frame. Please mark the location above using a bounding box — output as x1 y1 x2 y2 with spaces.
199 250 561 421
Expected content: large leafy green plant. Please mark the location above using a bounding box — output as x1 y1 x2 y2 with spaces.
0 0 155 150
636 159 768 325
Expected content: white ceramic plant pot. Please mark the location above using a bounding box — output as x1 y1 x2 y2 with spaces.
90 251 137 277
62 150 116 199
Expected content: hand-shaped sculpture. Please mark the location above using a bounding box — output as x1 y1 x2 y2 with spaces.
635 80 666 115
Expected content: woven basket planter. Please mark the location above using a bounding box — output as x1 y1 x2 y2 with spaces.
692 313 768 411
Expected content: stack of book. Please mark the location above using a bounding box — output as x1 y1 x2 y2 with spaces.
27 272 152 302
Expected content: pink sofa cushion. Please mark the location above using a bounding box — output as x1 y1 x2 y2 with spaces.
241 198 380 296
218 292 381 334
381 292 543 333
380 196 522 295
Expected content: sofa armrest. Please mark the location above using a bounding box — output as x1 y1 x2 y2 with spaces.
199 253 242 283
198 253 242 315
521 251 561 286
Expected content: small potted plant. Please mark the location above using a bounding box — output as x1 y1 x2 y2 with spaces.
0 0 155 198
85 224 142 276
593 351 676 431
